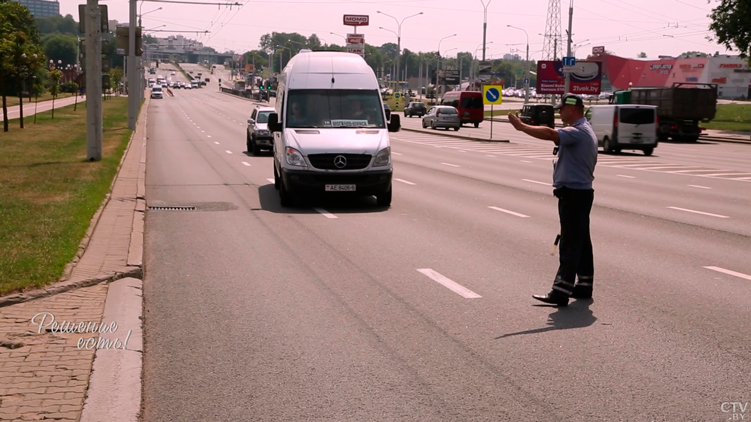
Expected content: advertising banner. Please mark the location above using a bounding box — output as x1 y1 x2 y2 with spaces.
536 61 602 95
444 70 460 85
343 15 369 26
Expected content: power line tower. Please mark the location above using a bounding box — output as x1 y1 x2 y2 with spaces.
542 0 562 62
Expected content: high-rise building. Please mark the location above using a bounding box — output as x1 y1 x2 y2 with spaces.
14 0 59 18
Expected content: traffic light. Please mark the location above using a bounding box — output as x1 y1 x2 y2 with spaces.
115 25 143 56
267 85 272 90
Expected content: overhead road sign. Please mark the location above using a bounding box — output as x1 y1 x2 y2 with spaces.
482 85 503 105
563 56 576 67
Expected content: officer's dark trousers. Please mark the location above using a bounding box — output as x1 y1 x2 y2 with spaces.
552 187 594 296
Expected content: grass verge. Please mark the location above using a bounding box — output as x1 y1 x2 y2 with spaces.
0 97 133 296
703 103 751 132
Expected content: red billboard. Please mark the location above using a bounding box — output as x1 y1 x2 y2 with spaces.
536 61 602 95
343 15 369 26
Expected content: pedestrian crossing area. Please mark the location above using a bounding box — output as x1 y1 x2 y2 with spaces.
390 133 751 182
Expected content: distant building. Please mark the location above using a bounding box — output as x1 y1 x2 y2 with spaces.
503 53 521 61
14 0 59 18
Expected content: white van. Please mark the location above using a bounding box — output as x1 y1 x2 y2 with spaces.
268 51 401 207
585 105 658 155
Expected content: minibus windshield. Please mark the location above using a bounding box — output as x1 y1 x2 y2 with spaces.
286 89 385 129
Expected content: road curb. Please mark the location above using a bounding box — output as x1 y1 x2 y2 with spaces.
402 127 510 142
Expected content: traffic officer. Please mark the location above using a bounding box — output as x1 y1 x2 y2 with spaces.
508 93 597 306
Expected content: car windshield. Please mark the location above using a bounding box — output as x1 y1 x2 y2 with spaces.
256 111 271 123
286 89 385 129
413 103 426 109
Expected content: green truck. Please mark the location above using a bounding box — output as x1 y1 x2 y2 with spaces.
611 83 717 142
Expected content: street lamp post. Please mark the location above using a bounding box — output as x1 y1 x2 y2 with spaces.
377 11 423 85
378 27 398 80
507 25 530 104
480 0 492 61
472 41 493 82
437 34 457 97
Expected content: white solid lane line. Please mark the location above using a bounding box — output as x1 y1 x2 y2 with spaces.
395 178 416 185
241 162 251 166
522 179 551 186
313 208 337 219
688 185 712 189
667 206 729 219
704 266 751 281
417 269 482 299
488 206 530 218
225 150 233 154
266 178 275 183
617 175 636 179
441 162 460 167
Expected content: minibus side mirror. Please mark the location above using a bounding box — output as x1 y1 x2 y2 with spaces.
268 113 282 132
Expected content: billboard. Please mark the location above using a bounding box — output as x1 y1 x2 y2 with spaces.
444 70 460 85
343 15 369 26
536 61 602 95
346 33 364 57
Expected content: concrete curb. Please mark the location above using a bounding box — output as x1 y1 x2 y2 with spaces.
80 277 144 422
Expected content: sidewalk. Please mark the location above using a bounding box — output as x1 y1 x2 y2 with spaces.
0 95 149 421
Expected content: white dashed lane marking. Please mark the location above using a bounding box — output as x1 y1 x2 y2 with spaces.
704 266 751 281
688 185 711 189
488 206 529 218
313 208 337 219
242 162 251 166
522 179 551 186
395 178 415 185
667 206 729 219
417 269 482 299
617 175 636 179
225 150 233 155
441 163 460 168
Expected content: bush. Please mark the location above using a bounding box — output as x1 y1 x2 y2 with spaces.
60 81 78 93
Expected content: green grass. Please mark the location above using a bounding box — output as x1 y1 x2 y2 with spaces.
0 97 133 295
485 108 520 117
3 92 75 108
703 103 751 131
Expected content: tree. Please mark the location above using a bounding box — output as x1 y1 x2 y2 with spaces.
678 51 709 58
12 32 45 128
108 67 123 94
42 33 77 66
709 0 751 57
1 0 43 132
35 14 78 36
637 51 647 58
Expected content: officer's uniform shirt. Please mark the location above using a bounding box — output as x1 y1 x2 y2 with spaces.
553 117 598 189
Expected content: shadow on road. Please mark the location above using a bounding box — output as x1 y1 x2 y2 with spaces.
257 184 390 215
495 299 597 339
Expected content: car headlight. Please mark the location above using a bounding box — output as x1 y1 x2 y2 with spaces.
257 130 270 136
373 147 391 167
285 147 306 167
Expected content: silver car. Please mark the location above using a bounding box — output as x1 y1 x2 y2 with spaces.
422 106 461 131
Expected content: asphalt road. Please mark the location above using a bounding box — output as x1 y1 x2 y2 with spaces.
142 82 751 421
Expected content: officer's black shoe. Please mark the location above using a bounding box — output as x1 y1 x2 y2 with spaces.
571 285 593 299
532 290 569 306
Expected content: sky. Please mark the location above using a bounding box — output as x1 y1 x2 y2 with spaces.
58 0 737 60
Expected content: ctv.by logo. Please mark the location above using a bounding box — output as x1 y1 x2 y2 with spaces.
722 402 748 421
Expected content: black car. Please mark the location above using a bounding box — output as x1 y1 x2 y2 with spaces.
383 103 391 120
404 101 427 118
519 104 555 128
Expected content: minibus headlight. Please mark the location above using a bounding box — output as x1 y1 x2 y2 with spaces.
286 147 306 167
373 147 391 167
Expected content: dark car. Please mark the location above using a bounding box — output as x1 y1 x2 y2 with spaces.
404 101 427 118
246 106 275 155
383 103 391 120
519 104 555 128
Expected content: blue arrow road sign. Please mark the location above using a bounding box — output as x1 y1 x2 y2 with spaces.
485 87 500 102
395 93 400 98
563 56 576 67
524 78 530 85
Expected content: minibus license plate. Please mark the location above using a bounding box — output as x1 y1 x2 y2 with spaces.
325 184 356 192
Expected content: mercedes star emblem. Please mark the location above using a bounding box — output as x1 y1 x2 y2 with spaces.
334 155 347 169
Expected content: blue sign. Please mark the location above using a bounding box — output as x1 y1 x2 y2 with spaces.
485 88 500 102
395 93 400 99
563 56 576 67
524 78 530 85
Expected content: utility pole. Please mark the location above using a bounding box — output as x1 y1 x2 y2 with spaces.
563 0 574 95
85 0 103 160
127 0 137 129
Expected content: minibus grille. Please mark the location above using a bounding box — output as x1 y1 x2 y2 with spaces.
308 154 372 170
